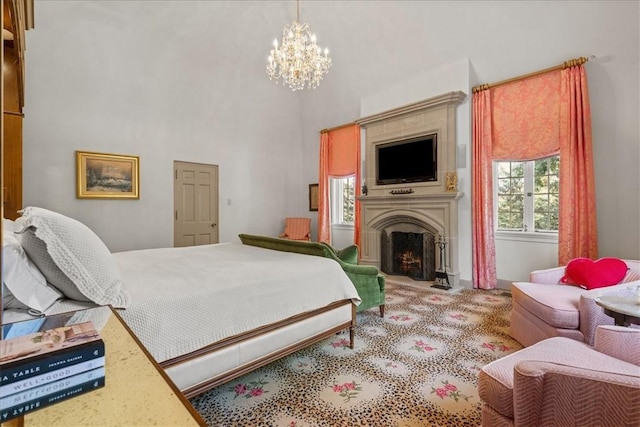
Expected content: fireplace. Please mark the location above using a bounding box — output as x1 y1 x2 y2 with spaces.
381 231 435 281
355 91 466 288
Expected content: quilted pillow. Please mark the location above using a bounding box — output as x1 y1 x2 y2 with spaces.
2 232 62 312
560 257 628 290
3 217 15 233
15 207 130 308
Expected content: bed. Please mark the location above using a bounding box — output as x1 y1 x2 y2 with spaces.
1 207 361 398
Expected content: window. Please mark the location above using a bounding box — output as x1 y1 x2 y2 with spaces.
495 155 559 235
330 176 355 226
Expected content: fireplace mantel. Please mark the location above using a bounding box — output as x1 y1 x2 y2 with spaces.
356 91 466 288
358 192 463 203
358 192 463 287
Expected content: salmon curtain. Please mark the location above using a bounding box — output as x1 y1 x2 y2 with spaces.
472 64 597 289
558 65 597 265
471 89 497 289
318 125 361 247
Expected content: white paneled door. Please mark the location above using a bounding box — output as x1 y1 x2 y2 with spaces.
173 161 219 247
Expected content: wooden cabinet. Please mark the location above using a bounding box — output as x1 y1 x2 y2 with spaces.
2 0 33 220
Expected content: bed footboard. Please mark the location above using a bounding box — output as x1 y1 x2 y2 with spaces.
162 300 356 399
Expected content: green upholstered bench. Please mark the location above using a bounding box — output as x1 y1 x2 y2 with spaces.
238 234 385 317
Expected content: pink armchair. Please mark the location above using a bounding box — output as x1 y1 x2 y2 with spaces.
479 325 640 426
510 259 640 347
279 217 311 241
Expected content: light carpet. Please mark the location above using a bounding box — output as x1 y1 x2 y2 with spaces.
190 282 522 426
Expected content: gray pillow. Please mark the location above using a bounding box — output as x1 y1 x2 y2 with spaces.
15 207 130 308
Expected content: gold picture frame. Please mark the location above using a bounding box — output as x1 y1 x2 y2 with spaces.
76 151 140 199
309 183 319 211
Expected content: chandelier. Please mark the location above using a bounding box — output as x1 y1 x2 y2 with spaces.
266 0 332 91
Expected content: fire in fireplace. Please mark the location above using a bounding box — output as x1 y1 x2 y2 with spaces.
380 230 436 281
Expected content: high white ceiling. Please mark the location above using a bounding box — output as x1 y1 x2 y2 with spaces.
56 0 627 99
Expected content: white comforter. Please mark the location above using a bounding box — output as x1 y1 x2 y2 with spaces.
113 243 360 363
2 243 361 364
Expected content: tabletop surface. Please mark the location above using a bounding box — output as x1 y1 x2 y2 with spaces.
3 306 205 426
595 295 640 318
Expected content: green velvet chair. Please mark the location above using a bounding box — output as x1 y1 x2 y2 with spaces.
238 234 386 317
319 242 386 317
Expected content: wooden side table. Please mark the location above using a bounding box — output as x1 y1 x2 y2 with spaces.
1 306 205 426
595 295 640 327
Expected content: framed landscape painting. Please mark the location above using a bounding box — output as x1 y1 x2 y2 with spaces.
309 183 319 211
76 151 140 199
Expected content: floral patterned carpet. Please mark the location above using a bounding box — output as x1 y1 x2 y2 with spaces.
190 282 522 426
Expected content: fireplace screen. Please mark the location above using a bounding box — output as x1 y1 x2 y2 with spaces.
380 231 436 281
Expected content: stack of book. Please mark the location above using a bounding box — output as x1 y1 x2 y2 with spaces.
0 312 106 422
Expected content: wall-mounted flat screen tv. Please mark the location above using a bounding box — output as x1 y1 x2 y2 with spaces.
376 134 437 185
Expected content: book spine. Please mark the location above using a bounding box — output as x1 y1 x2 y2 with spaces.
0 356 105 397
0 366 106 408
0 339 105 387
0 376 105 423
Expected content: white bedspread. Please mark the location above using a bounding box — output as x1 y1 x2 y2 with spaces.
2 243 361 363
112 242 360 363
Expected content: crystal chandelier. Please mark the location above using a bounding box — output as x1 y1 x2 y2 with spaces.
266 0 332 91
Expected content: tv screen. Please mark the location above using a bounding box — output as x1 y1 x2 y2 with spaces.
376 134 437 185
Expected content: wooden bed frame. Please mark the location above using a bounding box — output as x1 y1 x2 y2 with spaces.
159 300 356 399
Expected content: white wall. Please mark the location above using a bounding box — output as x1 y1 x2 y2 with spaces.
23 1 307 252
20 1 640 284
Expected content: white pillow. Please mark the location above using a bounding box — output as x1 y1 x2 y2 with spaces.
3 217 15 233
2 232 62 312
15 206 130 308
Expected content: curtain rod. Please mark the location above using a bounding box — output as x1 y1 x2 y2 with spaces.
472 56 591 94
320 121 357 134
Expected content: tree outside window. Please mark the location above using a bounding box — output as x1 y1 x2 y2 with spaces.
330 176 355 225
496 155 559 232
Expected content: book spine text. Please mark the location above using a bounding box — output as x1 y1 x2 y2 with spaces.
0 377 105 422
0 366 106 408
0 340 105 387
0 356 105 397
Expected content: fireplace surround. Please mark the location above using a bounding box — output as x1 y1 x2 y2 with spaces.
356 91 466 288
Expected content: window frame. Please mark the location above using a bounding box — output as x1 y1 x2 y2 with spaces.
493 157 559 244
329 175 355 228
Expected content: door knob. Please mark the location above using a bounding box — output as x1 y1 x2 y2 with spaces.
211 223 217 228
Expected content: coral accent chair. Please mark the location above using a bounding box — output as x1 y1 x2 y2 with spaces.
479 325 640 427
510 259 640 347
279 217 311 241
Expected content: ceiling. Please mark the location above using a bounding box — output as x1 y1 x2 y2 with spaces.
46 0 606 96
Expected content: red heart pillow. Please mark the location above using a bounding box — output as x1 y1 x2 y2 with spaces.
560 257 628 290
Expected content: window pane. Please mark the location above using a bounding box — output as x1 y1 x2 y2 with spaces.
342 177 354 223
511 212 523 229
497 162 511 178
534 194 548 213
497 195 510 213
495 155 559 234
549 156 559 174
534 212 549 230
498 178 511 193
511 162 525 177
510 177 524 193
549 211 559 230
548 175 559 193
535 175 548 193
511 194 524 212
